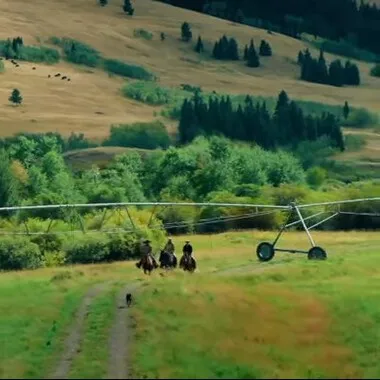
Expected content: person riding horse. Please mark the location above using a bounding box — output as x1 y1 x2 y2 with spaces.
183 241 193 257
136 239 158 268
164 238 175 255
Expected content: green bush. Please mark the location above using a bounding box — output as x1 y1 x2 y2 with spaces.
0 237 43 270
51 37 101 67
0 40 60 64
30 233 64 254
0 59 4 73
44 251 66 267
133 28 153 40
122 81 186 105
104 121 171 149
342 108 379 128
344 134 366 151
370 64 380 77
65 235 110 264
103 59 155 80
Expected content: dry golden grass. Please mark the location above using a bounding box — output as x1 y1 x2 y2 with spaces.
0 0 379 139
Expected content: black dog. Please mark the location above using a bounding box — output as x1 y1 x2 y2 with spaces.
126 293 132 307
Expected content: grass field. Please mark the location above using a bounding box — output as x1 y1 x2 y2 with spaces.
1 230 380 379
0 0 379 140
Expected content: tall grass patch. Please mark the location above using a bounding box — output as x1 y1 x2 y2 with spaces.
103 59 155 80
303 34 380 63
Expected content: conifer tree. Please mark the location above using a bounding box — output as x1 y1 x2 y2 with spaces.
317 50 329 83
195 36 204 53
246 39 260 67
243 44 248 60
297 50 304 65
227 37 239 60
181 22 192 42
99 0 108 6
123 0 134 15
259 40 272 56
343 101 350 120
9 88 22 106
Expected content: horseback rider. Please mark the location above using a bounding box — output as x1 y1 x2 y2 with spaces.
137 239 157 268
164 238 175 255
182 241 193 258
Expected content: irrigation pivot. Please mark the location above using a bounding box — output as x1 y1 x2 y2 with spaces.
256 197 380 262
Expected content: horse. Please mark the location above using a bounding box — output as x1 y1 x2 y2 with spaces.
159 250 177 269
179 254 197 273
136 254 158 275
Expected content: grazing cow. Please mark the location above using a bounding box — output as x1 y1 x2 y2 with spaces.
54 73 60 77
48 74 51 78
67 78 71 81
15 64 19 67
32 67 36 70
61 76 67 80
125 293 132 307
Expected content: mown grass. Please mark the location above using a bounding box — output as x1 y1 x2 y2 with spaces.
122 81 377 126
1 230 380 378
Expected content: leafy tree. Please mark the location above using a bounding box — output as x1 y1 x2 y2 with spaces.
9 89 22 106
123 0 134 15
99 0 108 5
181 22 192 42
195 36 204 53
0 150 20 207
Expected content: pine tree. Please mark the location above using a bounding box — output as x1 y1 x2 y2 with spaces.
259 40 272 56
227 37 239 60
243 44 248 60
122 0 134 15
195 36 204 53
329 59 344 87
99 0 107 6
181 22 192 42
343 101 350 120
297 50 304 65
9 88 22 105
212 41 220 59
317 50 328 84
246 39 260 67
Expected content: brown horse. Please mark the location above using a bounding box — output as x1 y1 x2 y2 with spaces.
136 255 158 275
179 254 197 273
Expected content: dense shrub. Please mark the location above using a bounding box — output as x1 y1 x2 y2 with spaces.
103 59 155 80
50 37 101 67
65 235 110 264
103 121 171 149
342 108 379 128
0 237 43 270
30 233 63 254
370 64 380 77
133 28 153 40
0 39 60 64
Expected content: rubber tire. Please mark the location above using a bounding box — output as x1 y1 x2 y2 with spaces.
308 246 327 260
256 242 275 262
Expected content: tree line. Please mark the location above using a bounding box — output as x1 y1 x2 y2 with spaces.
158 0 380 56
298 49 360 87
178 90 345 151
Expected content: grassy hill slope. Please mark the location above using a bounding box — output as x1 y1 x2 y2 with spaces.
0 0 379 140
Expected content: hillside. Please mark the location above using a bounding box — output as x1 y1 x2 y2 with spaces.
0 0 379 140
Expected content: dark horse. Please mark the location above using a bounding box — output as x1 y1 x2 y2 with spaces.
179 254 197 273
159 250 177 269
136 255 158 275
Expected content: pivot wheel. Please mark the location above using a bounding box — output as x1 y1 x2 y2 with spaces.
256 242 275 262
308 246 327 260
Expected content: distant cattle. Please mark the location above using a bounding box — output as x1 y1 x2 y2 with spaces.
54 73 61 77
61 76 67 80
48 74 51 78
32 67 36 70
67 78 71 81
